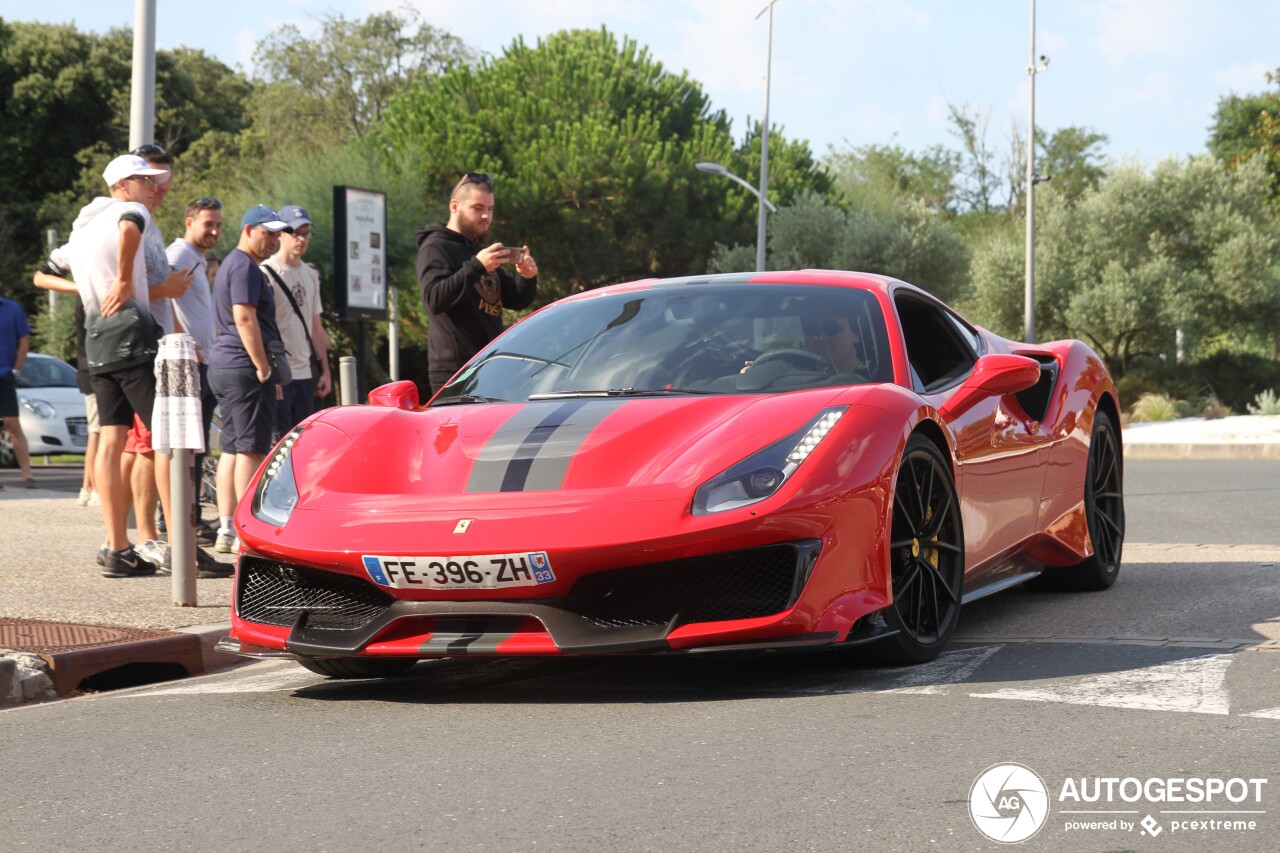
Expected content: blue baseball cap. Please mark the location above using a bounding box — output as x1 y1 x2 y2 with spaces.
240 204 291 232
281 205 312 230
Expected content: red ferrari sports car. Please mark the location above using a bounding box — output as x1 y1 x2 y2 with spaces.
218 271 1124 678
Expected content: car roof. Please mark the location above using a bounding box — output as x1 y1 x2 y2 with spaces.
557 269 905 304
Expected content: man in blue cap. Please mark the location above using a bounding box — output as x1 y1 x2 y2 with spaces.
262 204 330 438
208 204 291 551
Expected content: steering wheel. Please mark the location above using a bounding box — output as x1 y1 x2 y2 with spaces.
749 348 838 375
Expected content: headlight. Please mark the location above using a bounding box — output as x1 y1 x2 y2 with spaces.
21 398 56 420
693 407 846 515
252 427 304 527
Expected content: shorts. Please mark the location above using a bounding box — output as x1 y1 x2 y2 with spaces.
209 366 275 455
124 414 153 454
90 362 157 430
0 372 16 418
84 393 101 433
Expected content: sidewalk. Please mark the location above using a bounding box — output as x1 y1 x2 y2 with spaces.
1123 413 1280 459
3 413 1279 703
1 472 238 702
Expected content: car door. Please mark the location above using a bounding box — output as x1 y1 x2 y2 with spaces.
894 293 1045 576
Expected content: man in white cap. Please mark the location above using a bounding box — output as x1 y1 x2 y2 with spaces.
64 153 170 577
262 204 331 438
208 205 291 551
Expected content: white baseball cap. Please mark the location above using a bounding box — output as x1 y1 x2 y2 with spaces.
103 154 166 188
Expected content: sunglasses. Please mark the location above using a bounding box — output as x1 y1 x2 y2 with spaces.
457 172 494 190
803 319 848 337
127 175 160 189
131 143 167 157
191 196 222 210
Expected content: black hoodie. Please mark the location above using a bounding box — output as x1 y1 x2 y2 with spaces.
415 223 537 393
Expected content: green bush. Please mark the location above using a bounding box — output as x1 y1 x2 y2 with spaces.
1247 389 1280 415
1129 392 1193 422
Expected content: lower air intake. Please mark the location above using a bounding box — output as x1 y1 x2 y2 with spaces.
237 557 393 631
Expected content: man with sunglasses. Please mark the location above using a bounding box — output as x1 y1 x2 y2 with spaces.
415 172 539 393
802 312 866 375
62 154 171 577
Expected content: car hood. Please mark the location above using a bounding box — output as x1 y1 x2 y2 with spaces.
289 391 853 513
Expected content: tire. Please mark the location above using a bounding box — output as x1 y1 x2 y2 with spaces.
870 433 965 665
298 658 418 679
0 426 15 469
1038 410 1125 591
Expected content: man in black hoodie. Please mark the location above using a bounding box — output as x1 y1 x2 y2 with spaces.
415 172 539 393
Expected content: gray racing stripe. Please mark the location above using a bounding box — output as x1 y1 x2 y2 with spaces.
417 617 522 655
467 400 622 492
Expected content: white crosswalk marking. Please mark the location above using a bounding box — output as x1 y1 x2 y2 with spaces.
112 661 317 698
969 654 1234 715
883 644 1004 694
1242 706 1280 720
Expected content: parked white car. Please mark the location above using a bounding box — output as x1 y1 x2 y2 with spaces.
0 353 88 466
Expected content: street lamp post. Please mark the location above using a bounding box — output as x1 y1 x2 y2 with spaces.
695 162 778 271
1025 0 1049 343
755 0 778 273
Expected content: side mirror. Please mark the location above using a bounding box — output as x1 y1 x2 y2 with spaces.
938 354 1041 420
367 380 420 411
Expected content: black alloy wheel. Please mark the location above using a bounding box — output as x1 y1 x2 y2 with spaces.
1051 410 1125 591
873 433 965 665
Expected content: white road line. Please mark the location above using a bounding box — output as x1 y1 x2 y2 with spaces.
1242 707 1280 720
883 644 1004 694
112 661 317 698
969 653 1234 715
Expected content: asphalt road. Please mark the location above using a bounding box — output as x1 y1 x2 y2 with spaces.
2 460 1279 852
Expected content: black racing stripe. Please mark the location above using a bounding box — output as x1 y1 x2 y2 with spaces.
499 401 589 492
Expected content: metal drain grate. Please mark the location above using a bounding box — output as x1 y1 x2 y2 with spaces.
0 618 177 653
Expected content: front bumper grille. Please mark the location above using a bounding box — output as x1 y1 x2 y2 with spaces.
566 543 814 629
237 557 393 631
235 540 819 655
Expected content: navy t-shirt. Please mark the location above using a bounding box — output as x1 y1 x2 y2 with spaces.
209 248 281 371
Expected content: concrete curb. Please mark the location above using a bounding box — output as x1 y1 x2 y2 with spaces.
1124 442 1280 460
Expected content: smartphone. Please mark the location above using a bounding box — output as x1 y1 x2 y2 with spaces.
505 245 525 264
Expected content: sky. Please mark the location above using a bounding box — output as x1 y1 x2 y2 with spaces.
16 1 1280 167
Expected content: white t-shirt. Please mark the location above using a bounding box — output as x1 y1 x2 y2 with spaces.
262 256 323 376
66 197 153 315
167 238 216 358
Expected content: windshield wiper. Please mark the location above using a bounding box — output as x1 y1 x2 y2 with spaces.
431 394 505 406
527 388 706 400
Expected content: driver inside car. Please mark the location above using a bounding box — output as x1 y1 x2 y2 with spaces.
802 313 866 374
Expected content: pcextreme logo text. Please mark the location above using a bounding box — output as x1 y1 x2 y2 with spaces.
971 764 1269 843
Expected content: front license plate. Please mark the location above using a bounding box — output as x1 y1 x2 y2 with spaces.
362 552 556 590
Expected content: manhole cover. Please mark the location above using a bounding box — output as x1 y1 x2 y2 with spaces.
0 619 171 652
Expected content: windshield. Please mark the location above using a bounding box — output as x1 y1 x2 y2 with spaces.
435 283 892 404
17 356 77 389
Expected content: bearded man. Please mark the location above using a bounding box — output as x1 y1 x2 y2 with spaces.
415 172 538 394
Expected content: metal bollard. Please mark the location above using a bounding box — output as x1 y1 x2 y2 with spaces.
171 448 196 606
339 356 358 405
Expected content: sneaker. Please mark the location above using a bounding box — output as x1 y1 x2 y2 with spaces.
137 539 172 569
196 548 234 579
87 491 101 506
101 547 158 579
77 488 93 506
214 532 236 554
196 521 218 546
96 544 109 566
